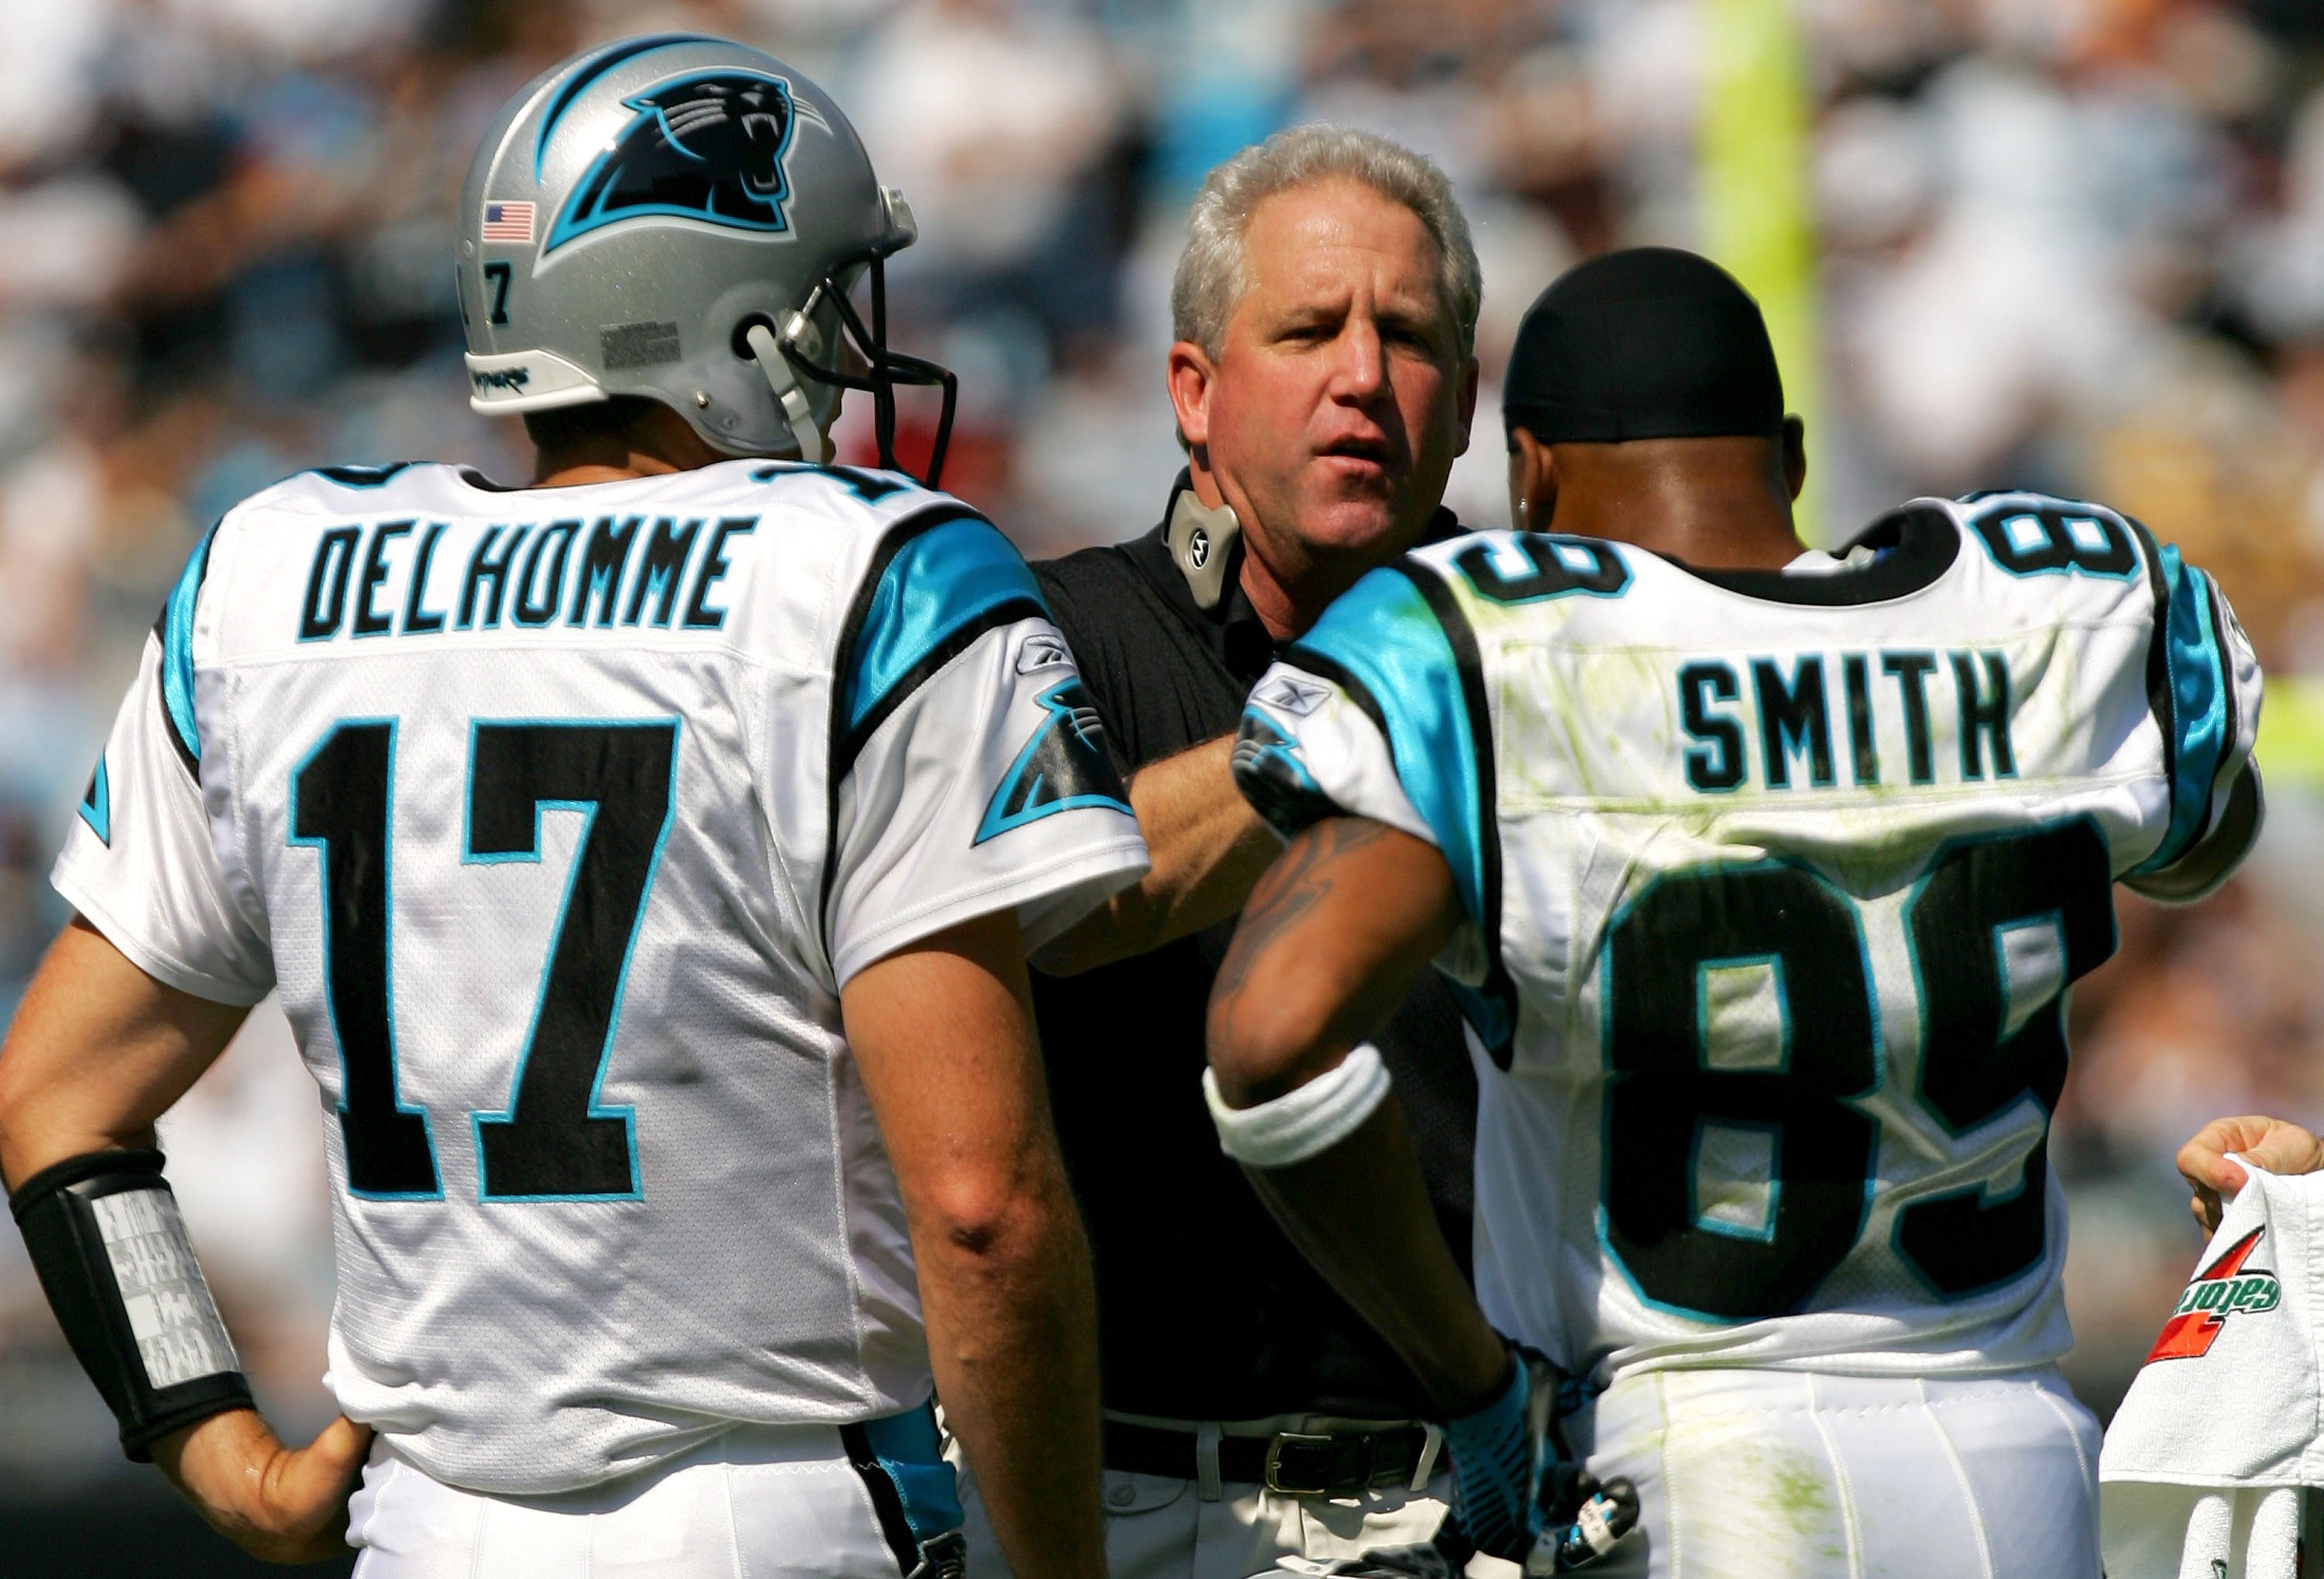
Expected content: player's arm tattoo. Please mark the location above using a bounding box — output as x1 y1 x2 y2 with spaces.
1209 816 1394 1012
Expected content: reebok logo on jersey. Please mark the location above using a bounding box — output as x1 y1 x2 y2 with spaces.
1016 632 1069 673
1253 673 1332 717
2146 1228 2279 1362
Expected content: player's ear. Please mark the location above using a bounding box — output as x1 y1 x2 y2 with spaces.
1781 415 1807 503
1507 425 1556 532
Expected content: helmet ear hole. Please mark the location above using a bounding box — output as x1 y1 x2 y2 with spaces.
731 314 779 361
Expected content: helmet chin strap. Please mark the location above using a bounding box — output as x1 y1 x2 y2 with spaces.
743 321 827 465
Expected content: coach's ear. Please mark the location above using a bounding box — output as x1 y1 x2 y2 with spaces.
1168 339 1217 465
1781 415 1807 504
1507 425 1556 533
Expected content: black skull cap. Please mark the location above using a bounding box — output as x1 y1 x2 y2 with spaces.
1503 247 1785 445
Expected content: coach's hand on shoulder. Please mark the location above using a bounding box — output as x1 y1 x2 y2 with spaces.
153 1406 372 1564
2178 1115 2324 1233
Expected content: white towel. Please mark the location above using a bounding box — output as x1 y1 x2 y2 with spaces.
2100 1156 2324 1578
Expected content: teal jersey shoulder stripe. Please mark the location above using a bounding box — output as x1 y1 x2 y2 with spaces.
1287 560 1517 1060
2133 546 2235 875
1289 564 1490 930
156 526 219 774
819 505 1048 955
844 511 1047 735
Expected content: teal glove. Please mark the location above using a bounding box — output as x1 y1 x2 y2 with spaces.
1440 1350 1551 1559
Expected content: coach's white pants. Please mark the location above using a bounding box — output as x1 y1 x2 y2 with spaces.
952 1435 1450 1579
346 1426 917 1577
1569 1366 2101 1579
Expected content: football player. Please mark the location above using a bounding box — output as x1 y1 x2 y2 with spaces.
0 36 1145 1578
1205 248 2263 1576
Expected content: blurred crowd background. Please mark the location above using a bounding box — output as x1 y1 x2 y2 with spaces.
5 0 2324 1561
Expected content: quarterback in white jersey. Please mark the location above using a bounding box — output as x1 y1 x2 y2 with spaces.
1204 251 2262 1578
0 36 1139 1579
3 459 1146 1566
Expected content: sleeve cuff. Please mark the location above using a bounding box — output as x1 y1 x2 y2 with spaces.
2124 762 2264 905
50 868 275 1007
831 834 1150 988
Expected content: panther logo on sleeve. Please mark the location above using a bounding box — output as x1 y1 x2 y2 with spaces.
546 71 824 251
79 755 112 846
1230 711 1340 834
974 680 1130 845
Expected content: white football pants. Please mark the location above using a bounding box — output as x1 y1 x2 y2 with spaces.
1569 1366 2101 1579
951 1426 1451 1579
346 1425 932 1578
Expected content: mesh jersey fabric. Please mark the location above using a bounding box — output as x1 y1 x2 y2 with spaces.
51 459 1148 1494
1232 492 2262 1388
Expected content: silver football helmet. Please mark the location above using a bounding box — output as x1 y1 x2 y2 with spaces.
457 34 956 482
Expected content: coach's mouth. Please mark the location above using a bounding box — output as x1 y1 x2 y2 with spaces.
1315 435 1398 483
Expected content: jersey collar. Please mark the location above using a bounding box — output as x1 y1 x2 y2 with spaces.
1656 503 1960 607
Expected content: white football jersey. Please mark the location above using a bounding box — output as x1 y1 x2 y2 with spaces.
1235 494 2261 1389
53 458 1148 1495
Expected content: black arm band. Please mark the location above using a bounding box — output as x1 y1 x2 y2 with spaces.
9 1148 254 1460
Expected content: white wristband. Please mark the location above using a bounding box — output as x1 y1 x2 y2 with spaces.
1204 1044 1392 1168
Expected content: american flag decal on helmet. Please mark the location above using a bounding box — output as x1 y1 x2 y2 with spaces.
483 201 535 243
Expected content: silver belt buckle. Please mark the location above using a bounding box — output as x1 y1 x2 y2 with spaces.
1262 1431 1337 1496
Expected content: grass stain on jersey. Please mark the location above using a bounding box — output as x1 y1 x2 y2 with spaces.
1578 645 1673 803
1508 644 1648 807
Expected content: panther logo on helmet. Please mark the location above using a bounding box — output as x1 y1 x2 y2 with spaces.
545 70 823 252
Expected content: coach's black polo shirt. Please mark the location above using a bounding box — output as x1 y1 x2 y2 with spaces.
1031 476 1477 1424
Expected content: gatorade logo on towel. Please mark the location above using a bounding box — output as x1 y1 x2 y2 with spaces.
2099 1160 2324 1578
2147 1228 2281 1363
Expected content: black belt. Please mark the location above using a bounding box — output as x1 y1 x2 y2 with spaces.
1101 1419 1431 1497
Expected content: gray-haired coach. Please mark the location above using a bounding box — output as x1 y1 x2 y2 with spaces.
953 127 1484 1577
